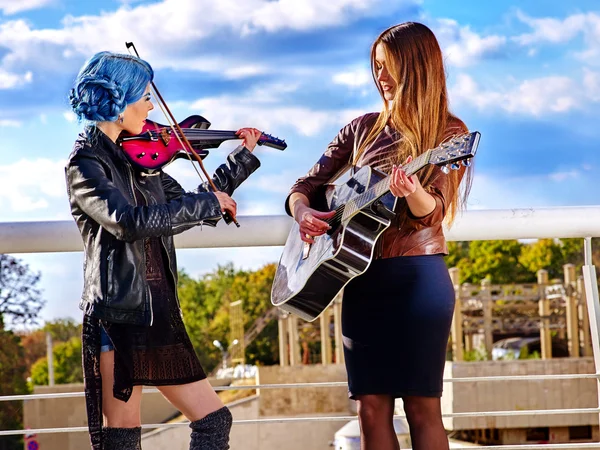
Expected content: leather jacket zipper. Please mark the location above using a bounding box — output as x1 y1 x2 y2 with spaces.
129 167 154 326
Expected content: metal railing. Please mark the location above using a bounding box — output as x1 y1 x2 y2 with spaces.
2 207 600 449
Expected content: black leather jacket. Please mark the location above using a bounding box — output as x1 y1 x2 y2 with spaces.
65 127 260 326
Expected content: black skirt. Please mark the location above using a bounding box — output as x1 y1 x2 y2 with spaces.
342 254 455 399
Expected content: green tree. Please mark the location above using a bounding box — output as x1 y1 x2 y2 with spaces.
178 263 278 373
30 337 83 385
0 317 29 450
519 239 565 280
454 240 531 284
43 318 81 343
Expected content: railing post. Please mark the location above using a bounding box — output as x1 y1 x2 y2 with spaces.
578 276 594 357
481 279 493 360
333 293 344 365
581 237 600 432
278 311 289 366
449 267 463 361
287 315 301 366
565 263 580 357
320 309 332 365
537 269 552 360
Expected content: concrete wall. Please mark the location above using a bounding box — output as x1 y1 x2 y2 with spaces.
443 358 598 431
257 364 349 416
500 426 600 446
23 383 180 450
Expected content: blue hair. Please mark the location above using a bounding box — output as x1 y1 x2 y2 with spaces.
69 51 154 123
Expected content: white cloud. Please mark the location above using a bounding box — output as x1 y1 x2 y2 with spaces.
0 120 22 127
514 10 589 46
243 0 390 34
450 72 600 116
514 11 600 64
332 68 371 87
187 93 365 137
0 69 32 89
63 111 77 123
244 171 301 194
0 0 54 15
0 158 66 213
435 19 507 67
0 0 412 76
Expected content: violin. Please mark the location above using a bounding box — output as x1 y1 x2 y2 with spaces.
120 115 287 171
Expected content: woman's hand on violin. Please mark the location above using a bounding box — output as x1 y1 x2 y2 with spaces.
213 192 237 218
293 203 335 244
390 155 421 198
236 127 262 152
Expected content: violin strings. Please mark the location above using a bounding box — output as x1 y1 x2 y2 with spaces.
150 88 206 183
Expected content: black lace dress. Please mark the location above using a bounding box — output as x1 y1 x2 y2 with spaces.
83 174 206 450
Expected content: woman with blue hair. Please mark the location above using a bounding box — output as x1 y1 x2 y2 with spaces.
66 51 263 450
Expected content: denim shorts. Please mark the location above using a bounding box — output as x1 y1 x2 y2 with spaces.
100 326 114 353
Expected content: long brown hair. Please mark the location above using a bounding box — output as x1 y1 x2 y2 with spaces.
353 22 472 224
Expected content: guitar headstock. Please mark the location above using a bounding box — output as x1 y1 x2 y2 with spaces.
258 132 287 151
428 131 480 174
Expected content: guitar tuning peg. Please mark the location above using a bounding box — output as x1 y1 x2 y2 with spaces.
462 159 472 167
441 165 450 174
450 163 460 171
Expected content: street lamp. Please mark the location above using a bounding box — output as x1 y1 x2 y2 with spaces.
213 340 226 369
213 339 240 370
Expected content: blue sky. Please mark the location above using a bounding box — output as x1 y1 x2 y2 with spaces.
0 0 599 325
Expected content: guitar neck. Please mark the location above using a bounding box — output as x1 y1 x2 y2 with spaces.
343 150 431 219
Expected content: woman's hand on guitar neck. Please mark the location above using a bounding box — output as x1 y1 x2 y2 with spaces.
293 203 334 244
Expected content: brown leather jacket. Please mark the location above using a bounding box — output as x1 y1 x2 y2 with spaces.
286 113 468 259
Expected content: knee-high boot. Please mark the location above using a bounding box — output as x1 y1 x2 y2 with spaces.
102 426 142 450
189 406 233 450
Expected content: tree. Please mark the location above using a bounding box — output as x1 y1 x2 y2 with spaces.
0 316 29 450
178 263 279 373
454 240 532 284
17 318 82 378
519 239 565 280
30 337 83 386
0 255 44 325
43 318 81 342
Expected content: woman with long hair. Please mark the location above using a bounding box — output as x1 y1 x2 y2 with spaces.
285 22 473 450
65 51 263 450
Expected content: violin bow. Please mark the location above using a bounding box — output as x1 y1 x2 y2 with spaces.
125 42 240 227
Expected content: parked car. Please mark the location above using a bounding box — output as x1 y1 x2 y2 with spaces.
491 336 569 360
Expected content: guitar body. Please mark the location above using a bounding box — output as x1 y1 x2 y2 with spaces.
120 115 211 171
272 166 397 321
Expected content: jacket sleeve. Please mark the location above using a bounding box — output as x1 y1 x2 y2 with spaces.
285 118 358 216
66 152 223 243
404 118 469 228
161 145 261 200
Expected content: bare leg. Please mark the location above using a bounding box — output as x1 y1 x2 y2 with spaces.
158 379 224 422
100 351 143 449
355 394 400 450
403 396 449 450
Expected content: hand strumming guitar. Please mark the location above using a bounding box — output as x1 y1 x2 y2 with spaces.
292 201 335 244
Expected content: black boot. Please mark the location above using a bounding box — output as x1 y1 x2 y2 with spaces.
189 407 233 450
102 426 142 450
